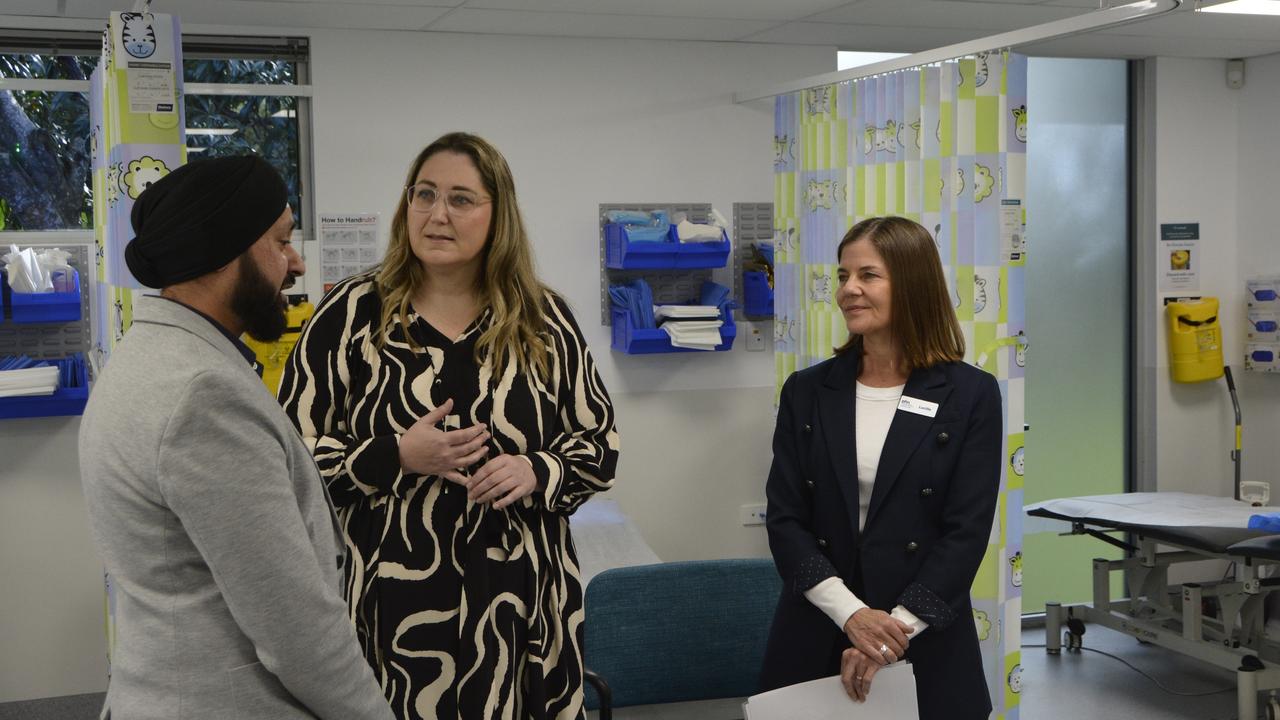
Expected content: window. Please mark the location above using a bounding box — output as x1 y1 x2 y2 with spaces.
0 31 311 234
0 52 96 231
182 48 308 229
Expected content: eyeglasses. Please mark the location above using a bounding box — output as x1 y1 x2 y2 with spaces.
405 183 492 217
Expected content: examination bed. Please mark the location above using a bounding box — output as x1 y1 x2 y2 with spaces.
1026 492 1280 719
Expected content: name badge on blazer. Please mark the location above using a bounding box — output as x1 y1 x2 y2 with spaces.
898 396 939 418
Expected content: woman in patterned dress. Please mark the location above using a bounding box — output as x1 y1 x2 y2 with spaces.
279 132 619 720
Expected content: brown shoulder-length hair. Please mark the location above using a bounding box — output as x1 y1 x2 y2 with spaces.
375 132 550 380
834 216 965 371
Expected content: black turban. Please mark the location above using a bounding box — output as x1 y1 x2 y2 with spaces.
124 155 288 288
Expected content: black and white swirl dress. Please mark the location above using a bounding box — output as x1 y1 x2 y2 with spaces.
279 272 619 720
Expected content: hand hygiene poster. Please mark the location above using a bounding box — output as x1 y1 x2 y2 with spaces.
1159 222 1200 293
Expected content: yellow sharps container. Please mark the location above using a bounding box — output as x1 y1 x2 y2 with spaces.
244 296 315 393
1166 297 1224 383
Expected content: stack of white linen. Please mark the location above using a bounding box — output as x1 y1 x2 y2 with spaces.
0 366 59 398
655 304 723 350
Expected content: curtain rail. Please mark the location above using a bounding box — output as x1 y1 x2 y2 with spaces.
733 0 1181 103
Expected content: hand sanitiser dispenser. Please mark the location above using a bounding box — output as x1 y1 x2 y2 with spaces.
1167 297 1224 383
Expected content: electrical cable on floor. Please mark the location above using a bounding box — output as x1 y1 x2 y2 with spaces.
1023 643 1236 697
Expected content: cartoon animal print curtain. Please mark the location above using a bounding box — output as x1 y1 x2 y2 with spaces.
90 9 186 674
92 11 185 366
773 52 1029 718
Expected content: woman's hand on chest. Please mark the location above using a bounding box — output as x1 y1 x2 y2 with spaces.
398 397 491 484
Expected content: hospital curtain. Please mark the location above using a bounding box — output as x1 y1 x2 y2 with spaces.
91 11 185 365
90 9 186 672
773 51 1028 718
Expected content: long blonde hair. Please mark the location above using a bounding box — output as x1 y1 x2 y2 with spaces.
375 132 549 379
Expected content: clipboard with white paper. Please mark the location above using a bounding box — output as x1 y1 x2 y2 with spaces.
742 661 918 719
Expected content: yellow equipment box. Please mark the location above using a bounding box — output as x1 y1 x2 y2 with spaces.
1166 297 1224 383
244 296 315 393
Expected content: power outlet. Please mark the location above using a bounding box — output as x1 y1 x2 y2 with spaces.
746 322 767 352
740 503 767 526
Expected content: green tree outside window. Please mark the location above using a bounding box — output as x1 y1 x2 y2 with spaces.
1 54 301 231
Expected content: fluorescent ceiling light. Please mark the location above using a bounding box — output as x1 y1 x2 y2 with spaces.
186 146 208 153
270 109 295 119
185 128 237 136
1198 0 1280 14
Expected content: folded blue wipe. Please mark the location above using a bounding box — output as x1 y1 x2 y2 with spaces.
0 354 45 371
623 226 669 243
605 210 652 225
603 210 672 243
609 279 655 329
1248 514 1280 532
604 210 670 228
0 352 82 389
698 281 735 315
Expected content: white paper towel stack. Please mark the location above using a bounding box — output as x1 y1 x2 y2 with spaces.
655 304 723 350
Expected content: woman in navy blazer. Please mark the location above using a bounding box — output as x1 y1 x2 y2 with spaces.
759 216 1003 719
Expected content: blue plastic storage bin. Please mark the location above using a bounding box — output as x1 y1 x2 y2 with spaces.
605 223 679 269
610 306 736 354
742 271 774 316
668 225 731 269
0 356 89 419
604 224 732 270
3 268 81 323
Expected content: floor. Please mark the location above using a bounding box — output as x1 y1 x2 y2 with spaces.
0 624 1260 720
587 624 1249 719
1020 624 1245 720
0 693 103 720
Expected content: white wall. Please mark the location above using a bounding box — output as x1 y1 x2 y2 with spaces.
1146 55 1280 587
0 417 107 702
302 29 823 394
1233 52 1280 495
0 27 829 702
1150 56 1245 499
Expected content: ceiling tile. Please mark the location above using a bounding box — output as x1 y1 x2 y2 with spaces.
227 1 452 30
269 0 464 5
809 0 1081 28
0 0 65 16
38 0 1280 61
461 0 854 22
740 21 974 51
1043 0 1132 7
1096 10 1280 42
62 0 189 20
1019 31 1280 58
63 0 454 29
428 8 777 41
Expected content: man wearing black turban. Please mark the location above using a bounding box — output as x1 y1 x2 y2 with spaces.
79 156 396 720
124 154 301 342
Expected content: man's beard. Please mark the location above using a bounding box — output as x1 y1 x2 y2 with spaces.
231 255 288 342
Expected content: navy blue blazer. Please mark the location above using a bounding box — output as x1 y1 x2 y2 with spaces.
759 351 1003 719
